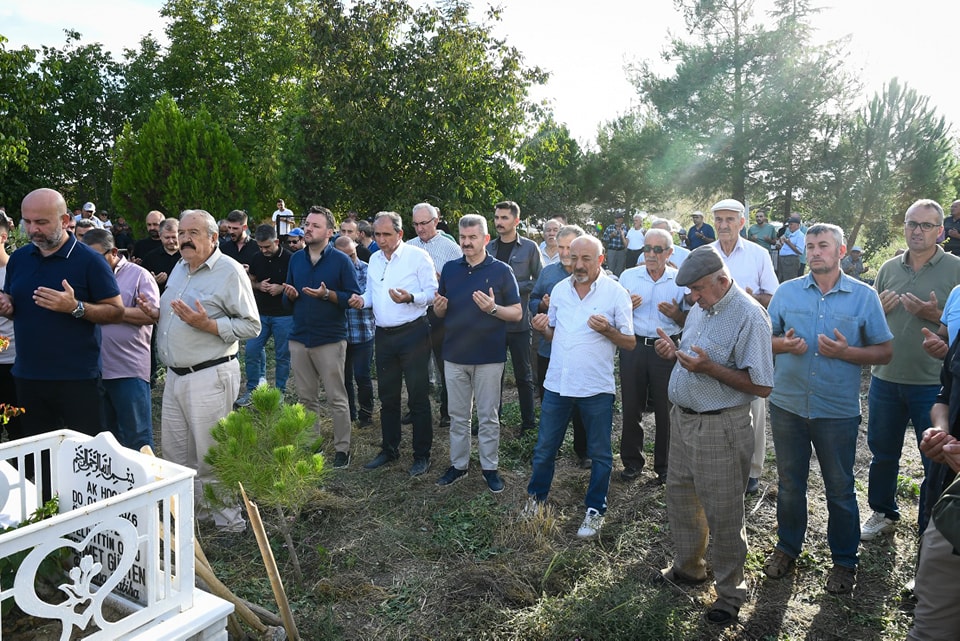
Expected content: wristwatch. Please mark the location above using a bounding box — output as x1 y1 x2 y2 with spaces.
488 305 498 316
71 300 86 318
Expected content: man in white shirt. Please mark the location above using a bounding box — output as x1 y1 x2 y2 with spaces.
710 198 779 494
272 199 296 237
349 212 438 477
526 236 635 539
625 212 647 268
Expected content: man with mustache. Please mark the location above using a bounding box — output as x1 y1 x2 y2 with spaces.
525 236 635 539
433 214 521 492
146 208 260 531
0 188 123 438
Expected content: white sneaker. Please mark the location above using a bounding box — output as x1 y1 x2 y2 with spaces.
577 507 604 539
860 511 896 541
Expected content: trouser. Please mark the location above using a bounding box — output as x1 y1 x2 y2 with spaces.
161 360 244 531
750 396 767 479
503 329 537 434
666 404 753 616
344 338 374 421
907 515 960 641
289 339 351 454
446 361 504 470
536 354 585 457
101 377 154 450
606 248 626 276
777 254 801 281
426 307 449 420
376 318 432 460
619 341 672 475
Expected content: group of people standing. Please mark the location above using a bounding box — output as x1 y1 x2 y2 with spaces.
3 188 960 636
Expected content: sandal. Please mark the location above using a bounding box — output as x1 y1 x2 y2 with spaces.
825 564 856 594
763 549 795 579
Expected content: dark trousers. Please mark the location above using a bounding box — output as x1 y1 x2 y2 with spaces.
537 354 586 458
375 318 432 460
619 342 673 475
626 248 643 270
344 338 374 421
426 307 449 420
504 329 537 433
0 363 23 441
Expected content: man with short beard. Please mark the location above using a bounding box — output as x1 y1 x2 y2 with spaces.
141 219 181 295
133 210 165 260
220 209 259 266
0 188 123 438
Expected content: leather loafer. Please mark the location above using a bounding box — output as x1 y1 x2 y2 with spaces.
364 450 398 470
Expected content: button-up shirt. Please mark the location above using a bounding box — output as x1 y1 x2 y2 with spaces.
102 256 160 382
345 258 375 344
407 233 462 277
668 284 774 412
157 249 261 368
544 273 634 397
361 241 437 328
285 242 360 347
618 265 685 338
712 237 779 298
768 273 892 419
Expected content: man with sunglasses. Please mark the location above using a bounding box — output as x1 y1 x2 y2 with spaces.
618 229 686 484
286 228 305 252
710 198 779 495
862 199 960 540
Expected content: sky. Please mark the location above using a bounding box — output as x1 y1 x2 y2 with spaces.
2 0 959 145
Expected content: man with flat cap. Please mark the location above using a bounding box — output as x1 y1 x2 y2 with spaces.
654 244 775 626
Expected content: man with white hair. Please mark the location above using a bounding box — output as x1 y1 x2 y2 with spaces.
649 218 689 267
709 198 779 494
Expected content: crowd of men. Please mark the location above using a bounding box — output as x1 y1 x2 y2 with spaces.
3 189 960 634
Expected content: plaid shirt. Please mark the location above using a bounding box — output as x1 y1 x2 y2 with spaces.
346 258 375 344
602 223 627 251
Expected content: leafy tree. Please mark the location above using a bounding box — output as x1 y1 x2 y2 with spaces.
159 0 313 218
633 0 852 210
509 118 584 222
817 78 958 250
112 94 255 222
0 36 38 179
283 0 546 217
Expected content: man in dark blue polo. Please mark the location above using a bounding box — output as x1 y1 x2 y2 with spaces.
433 214 521 493
282 206 361 468
0 188 123 437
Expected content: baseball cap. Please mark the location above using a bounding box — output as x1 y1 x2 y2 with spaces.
288 228 304 238
82 202 96 213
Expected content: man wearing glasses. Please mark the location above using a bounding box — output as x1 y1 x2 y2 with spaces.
862 199 960 541
710 199 779 495
286 228 305 252
617 229 686 485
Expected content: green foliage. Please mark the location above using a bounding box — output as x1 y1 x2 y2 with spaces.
205 385 325 516
0 497 67 616
0 36 38 179
111 94 255 221
283 0 546 216
509 118 584 220
431 494 502 559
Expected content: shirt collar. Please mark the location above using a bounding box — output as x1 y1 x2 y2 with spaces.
800 270 853 294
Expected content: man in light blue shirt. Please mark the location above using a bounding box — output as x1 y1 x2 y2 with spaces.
763 223 892 595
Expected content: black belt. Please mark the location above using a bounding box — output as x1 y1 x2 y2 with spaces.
678 405 722 416
170 354 236 376
639 334 681 347
377 317 427 334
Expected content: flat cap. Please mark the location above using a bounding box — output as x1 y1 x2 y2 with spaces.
711 198 745 214
676 245 725 287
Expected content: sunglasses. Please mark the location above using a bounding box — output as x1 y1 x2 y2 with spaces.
642 245 669 254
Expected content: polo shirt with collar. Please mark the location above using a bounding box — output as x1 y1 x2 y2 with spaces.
439 254 520 365
768 272 892 419
101 256 160 382
544 273 634 397
5 234 120 380
360 241 437 328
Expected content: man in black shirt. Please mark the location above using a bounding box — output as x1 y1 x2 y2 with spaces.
236 224 294 406
140 218 181 294
220 209 260 266
133 210 165 261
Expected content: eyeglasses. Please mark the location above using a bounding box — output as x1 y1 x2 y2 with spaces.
905 221 939 232
412 219 435 227
642 245 669 254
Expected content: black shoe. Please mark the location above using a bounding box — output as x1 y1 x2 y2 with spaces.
482 470 505 493
745 477 760 495
409 457 431 477
436 466 468 486
401 412 413 425
656 472 667 486
578 457 593 470
439 415 451 428
620 466 642 482
364 450 398 470
333 451 350 468
357 415 373 428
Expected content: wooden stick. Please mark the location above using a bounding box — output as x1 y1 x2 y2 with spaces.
239 483 301 641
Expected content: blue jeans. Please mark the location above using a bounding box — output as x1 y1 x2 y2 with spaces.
344 338 374 421
244 315 293 393
866 376 936 532
770 405 860 568
100 377 154 450
527 391 613 514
